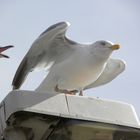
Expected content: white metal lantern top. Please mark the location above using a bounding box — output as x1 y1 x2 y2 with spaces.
2 90 140 129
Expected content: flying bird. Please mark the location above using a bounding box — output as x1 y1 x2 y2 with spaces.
0 45 14 58
12 22 125 95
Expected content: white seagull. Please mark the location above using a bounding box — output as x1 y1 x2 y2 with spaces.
0 45 14 58
12 22 125 95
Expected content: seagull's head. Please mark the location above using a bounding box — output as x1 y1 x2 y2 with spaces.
0 45 14 58
90 40 120 58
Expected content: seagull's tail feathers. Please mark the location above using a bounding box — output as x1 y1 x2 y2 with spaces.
12 57 30 90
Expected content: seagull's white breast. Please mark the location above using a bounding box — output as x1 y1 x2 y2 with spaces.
46 49 107 91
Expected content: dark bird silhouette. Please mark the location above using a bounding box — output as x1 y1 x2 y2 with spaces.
0 45 14 58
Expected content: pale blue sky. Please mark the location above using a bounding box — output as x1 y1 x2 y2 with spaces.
0 0 140 117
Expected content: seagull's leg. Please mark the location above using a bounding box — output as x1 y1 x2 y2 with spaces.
79 90 83 96
55 85 76 95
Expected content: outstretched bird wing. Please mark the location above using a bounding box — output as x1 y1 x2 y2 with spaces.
12 22 78 90
84 58 126 90
0 45 14 58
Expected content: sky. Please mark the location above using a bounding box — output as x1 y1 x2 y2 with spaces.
0 0 140 118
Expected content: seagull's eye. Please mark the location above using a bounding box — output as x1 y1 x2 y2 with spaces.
100 41 106 46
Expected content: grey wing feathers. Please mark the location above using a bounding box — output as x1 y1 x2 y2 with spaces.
12 51 46 90
12 21 77 90
12 56 29 89
84 58 126 90
39 22 69 37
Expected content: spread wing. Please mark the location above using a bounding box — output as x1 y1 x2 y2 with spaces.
12 21 78 90
84 58 126 90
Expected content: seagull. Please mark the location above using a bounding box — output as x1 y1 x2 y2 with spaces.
0 45 14 58
12 22 125 95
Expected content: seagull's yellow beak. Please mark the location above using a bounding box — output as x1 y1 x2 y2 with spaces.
110 44 120 50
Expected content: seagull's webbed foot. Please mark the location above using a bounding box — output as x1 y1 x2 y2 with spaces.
55 85 77 95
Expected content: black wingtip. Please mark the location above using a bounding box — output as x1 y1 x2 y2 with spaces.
12 57 28 90
4 45 14 48
12 85 17 90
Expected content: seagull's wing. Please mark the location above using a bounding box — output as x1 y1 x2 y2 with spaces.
0 45 14 58
0 45 14 53
84 58 126 90
12 21 78 90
